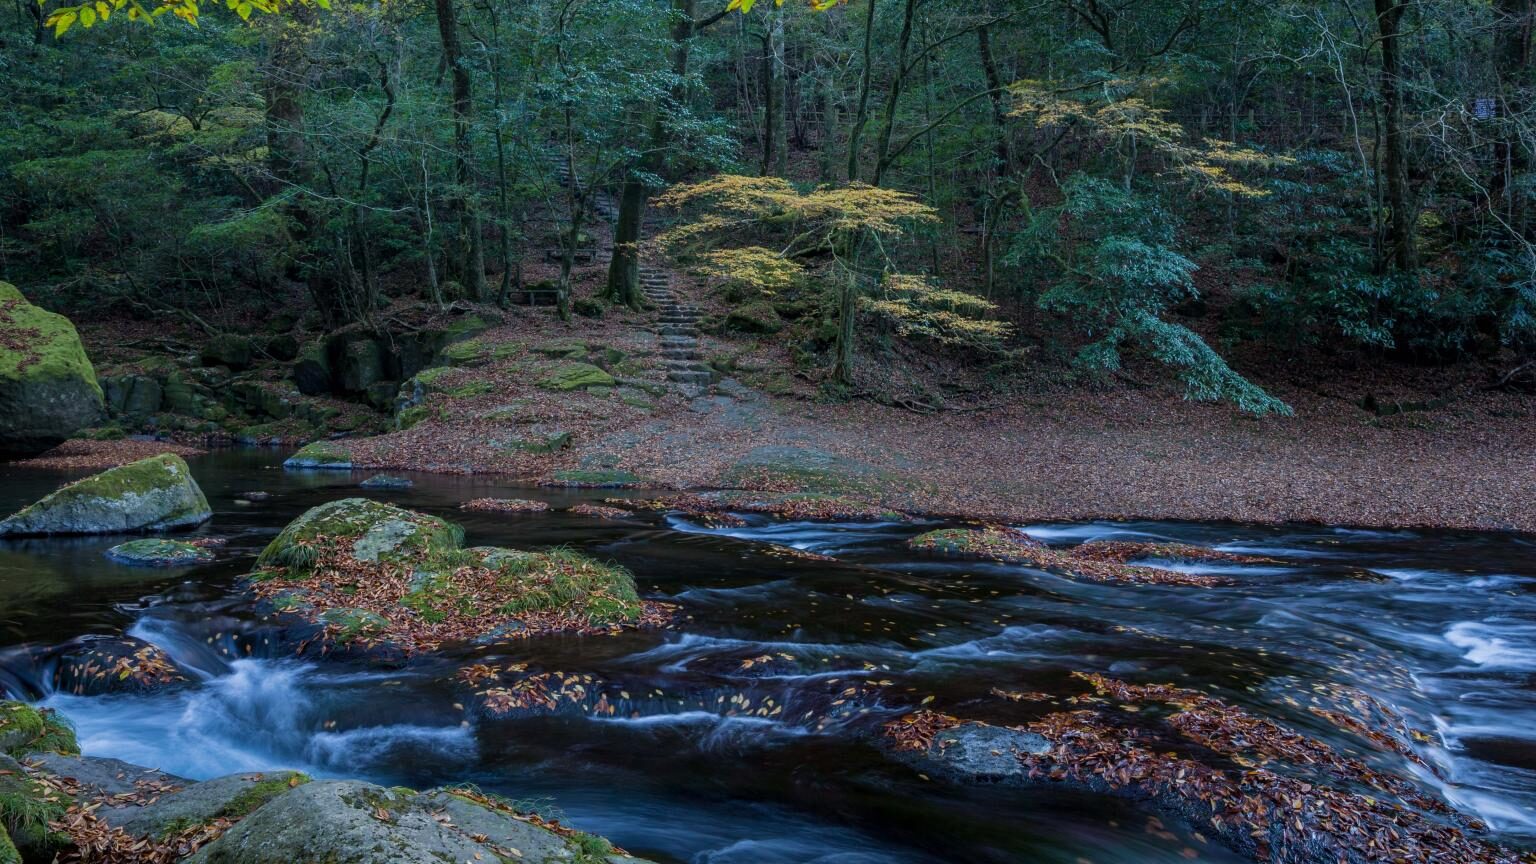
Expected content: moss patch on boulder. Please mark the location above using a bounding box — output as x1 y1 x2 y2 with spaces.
105 538 216 567
538 363 615 391
0 282 104 455
0 702 78 759
0 453 212 536
250 500 666 652
282 440 353 470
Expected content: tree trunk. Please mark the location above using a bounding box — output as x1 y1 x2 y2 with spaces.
604 0 696 310
845 0 877 182
771 4 789 178
819 75 840 181
977 19 1011 174
434 0 486 300
261 10 345 326
1375 0 1416 271
1493 0 1533 232
871 0 915 186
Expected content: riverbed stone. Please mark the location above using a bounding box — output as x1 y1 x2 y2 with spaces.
0 282 105 455
0 453 212 536
282 440 353 469
359 473 412 489
0 701 77 759
27 753 181 798
102 770 310 837
256 498 462 574
105 538 215 567
923 722 1050 781
186 780 648 864
49 636 193 695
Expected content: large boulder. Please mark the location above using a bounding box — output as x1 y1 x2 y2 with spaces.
185 780 650 864
0 453 212 536
0 282 104 455
251 499 654 652
200 334 254 371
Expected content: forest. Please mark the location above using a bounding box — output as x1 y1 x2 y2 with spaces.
1 3 1535 864
1 0 1532 417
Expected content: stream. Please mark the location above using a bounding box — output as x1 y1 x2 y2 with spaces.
1 449 1534 863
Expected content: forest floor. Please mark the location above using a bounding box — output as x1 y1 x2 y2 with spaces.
305 261 1536 532
21 253 1536 534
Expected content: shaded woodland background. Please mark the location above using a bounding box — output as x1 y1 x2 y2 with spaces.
2 0 1534 413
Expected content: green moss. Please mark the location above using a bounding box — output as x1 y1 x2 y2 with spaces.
0 282 102 397
569 831 616 864
5 454 197 526
317 607 391 643
0 702 78 758
0 780 68 853
723 301 784 334
487 546 643 625
532 339 588 359
217 772 310 819
537 363 615 391
284 440 353 469
256 498 463 576
444 381 495 398
105 538 215 567
397 405 432 431
442 339 489 367
411 366 455 390
0 824 19 864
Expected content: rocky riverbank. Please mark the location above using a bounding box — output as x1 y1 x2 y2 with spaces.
0 701 650 864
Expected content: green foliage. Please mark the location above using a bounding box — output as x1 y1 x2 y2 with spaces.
1013 174 1289 415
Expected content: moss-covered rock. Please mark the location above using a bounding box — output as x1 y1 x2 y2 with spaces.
441 338 489 367
907 527 1041 562
532 339 588 359
723 301 784 334
291 340 332 396
251 500 656 652
184 780 654 864
0 702 78 759
538 362 615 391
0 753 70 859
200 334 254 371
283 440 353 470
358 474 412 490
257 498 462 575
105 538 215 567
0 453 212 536
0 282 104 455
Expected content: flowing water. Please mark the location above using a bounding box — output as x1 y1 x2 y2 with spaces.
1 449 1534 863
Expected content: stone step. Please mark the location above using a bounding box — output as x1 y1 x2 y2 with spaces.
668 370 713 385
660 337 698 347
661 349 699 360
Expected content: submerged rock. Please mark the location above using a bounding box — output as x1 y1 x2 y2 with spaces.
0 282 105 456
0 453 212 536
49 636 191 695
283 440 353 469
923 722 1050 782
359 473 412 489
104 537 215 567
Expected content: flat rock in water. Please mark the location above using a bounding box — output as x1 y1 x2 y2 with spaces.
283 440 353 470
923 722 1050 782
101 770 309 837
105 538 215 567
359 474 412 489
28 752 184 798
185 780 651 864
0 453 211 536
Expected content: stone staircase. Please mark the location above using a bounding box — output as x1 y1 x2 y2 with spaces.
642 266 710 390
550 151 619 224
